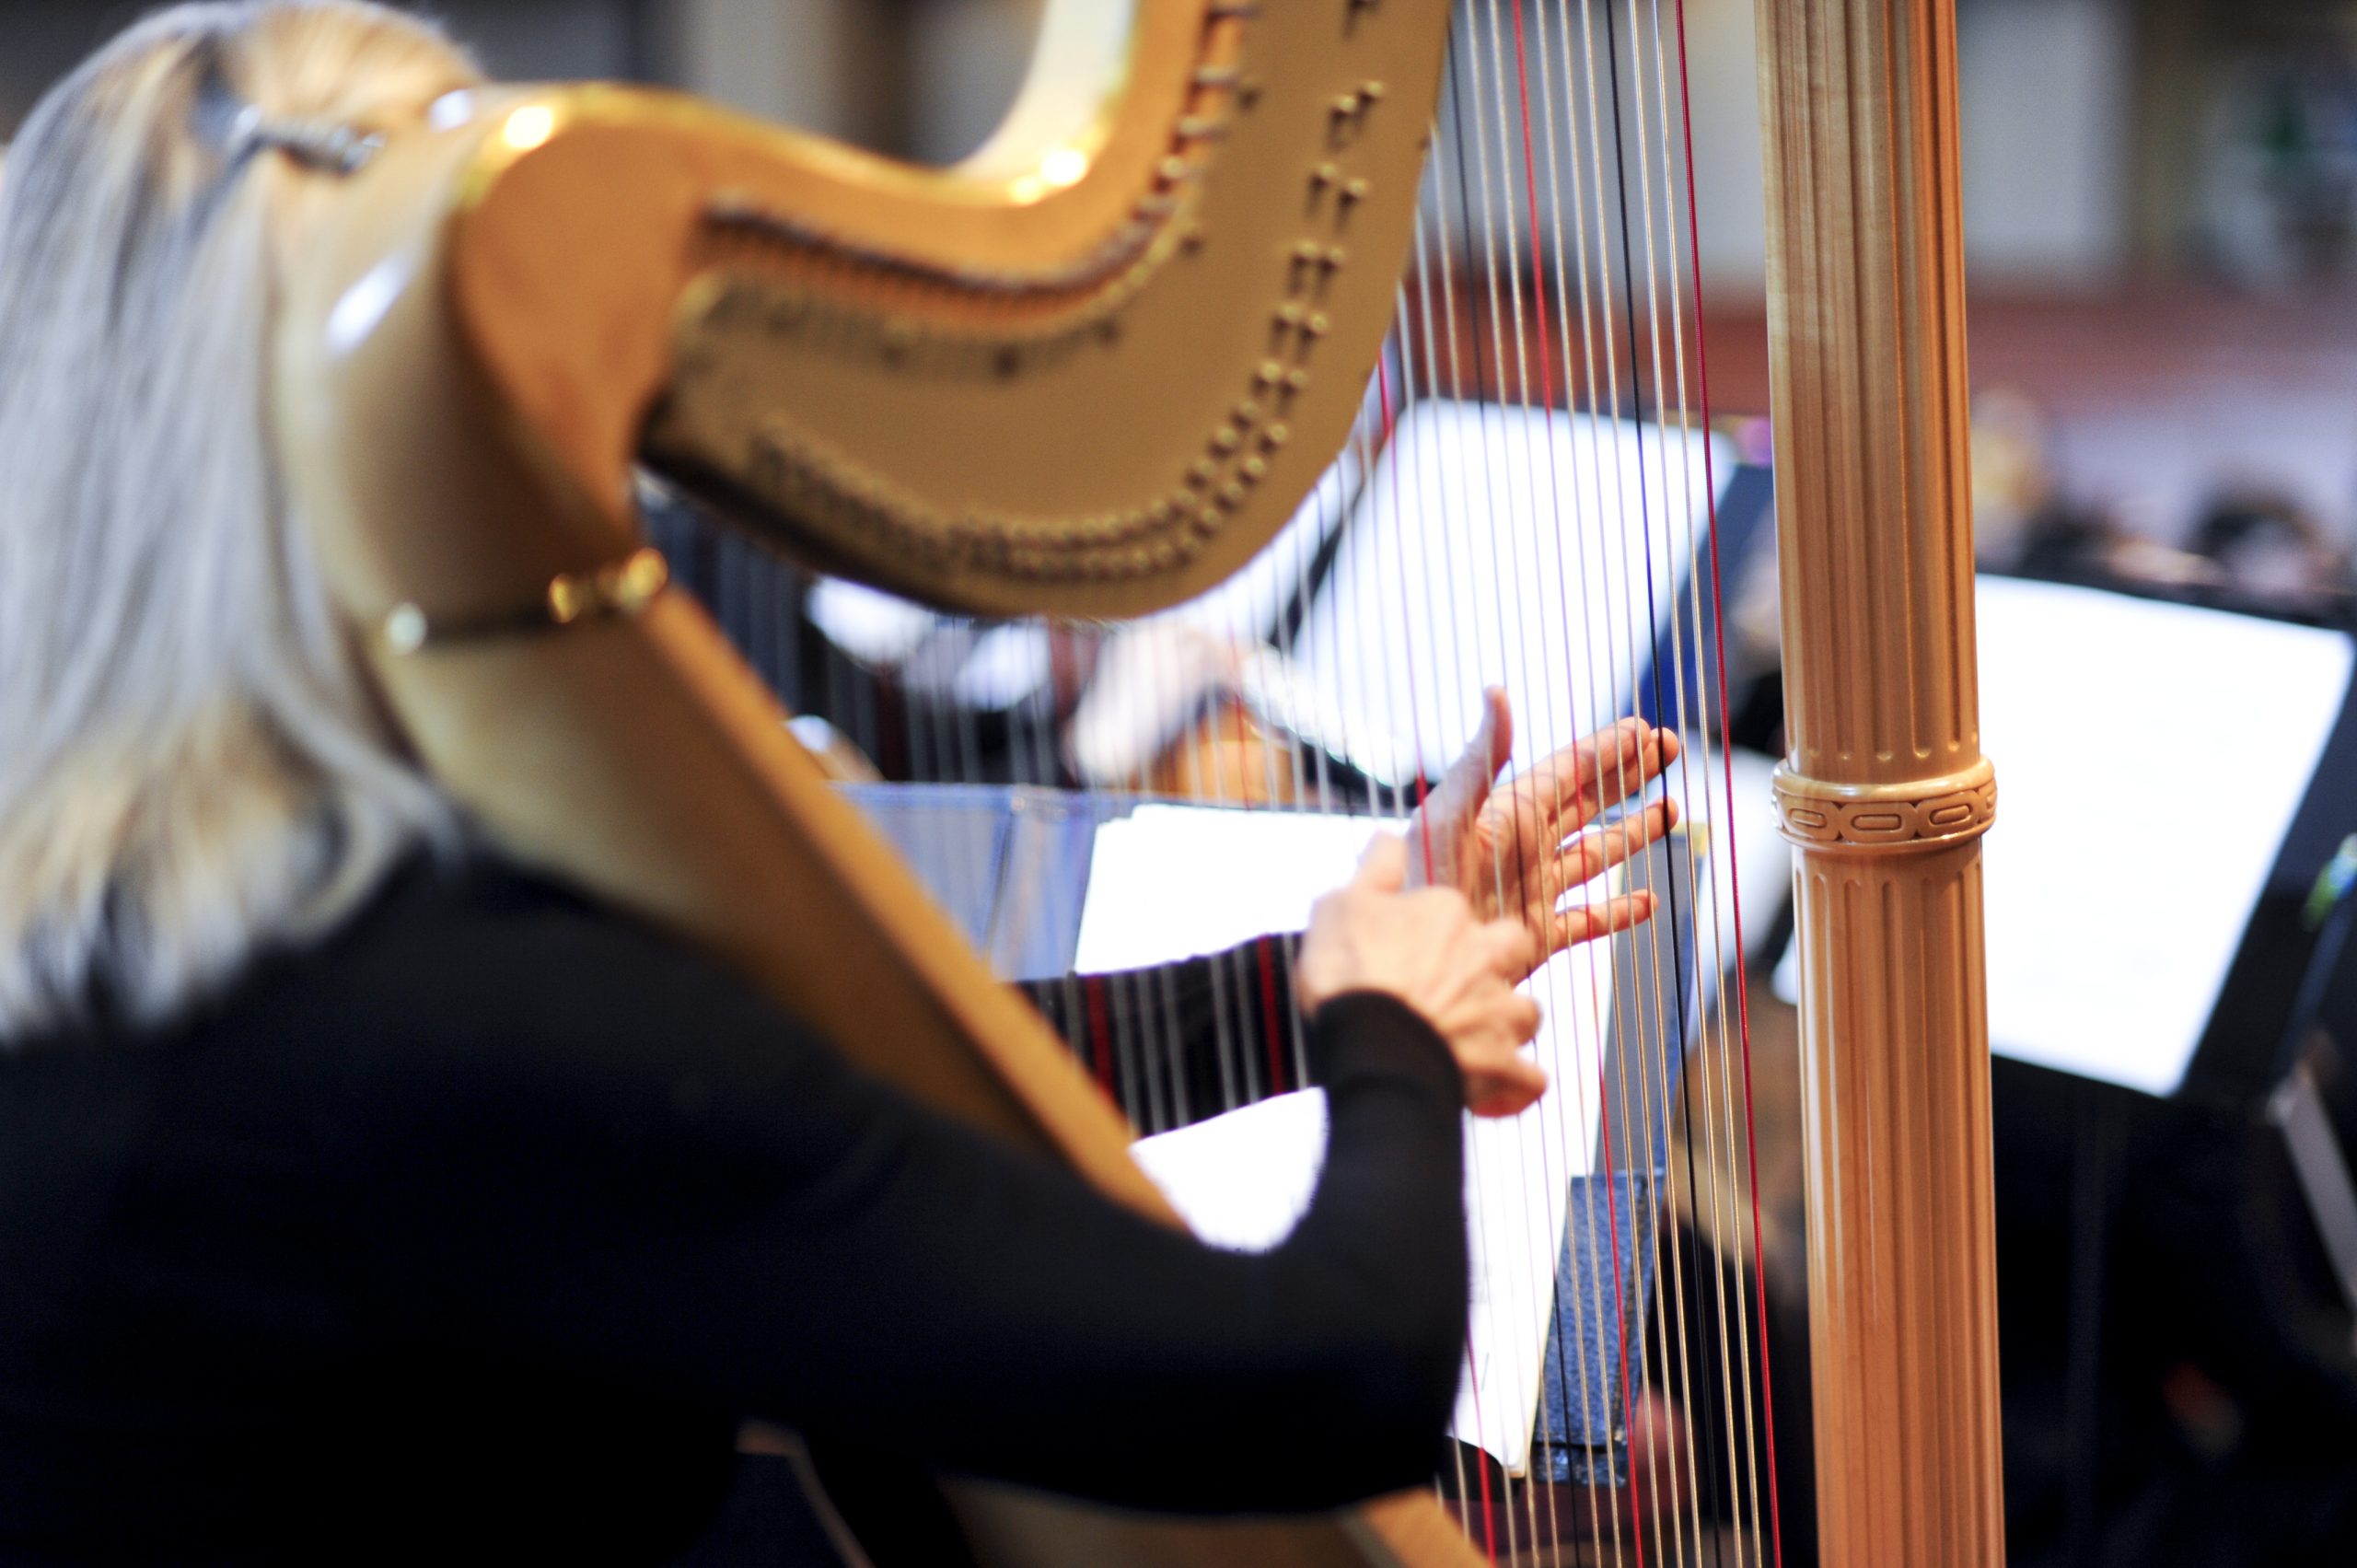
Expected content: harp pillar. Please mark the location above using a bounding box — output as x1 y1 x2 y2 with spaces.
1755 3 2006 1564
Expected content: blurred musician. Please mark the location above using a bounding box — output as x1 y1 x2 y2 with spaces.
0 6 1678 1562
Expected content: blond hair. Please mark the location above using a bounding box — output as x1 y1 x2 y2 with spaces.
0 4 482 1040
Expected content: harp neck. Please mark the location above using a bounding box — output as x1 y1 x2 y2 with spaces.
284 1 1455 624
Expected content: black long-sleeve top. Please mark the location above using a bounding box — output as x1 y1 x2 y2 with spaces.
0 859 1468 1565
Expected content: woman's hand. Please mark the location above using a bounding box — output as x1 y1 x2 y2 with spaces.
1401 689 1679 982
1295 834 1548 1118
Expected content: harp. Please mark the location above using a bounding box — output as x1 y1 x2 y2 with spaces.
274 0 2000 1562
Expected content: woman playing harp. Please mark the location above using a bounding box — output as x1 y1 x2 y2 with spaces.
0 6 1680 1562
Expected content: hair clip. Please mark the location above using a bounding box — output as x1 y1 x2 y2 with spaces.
238 108 385 177
193 58 382 180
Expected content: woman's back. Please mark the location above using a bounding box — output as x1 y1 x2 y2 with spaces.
0 857 1469 1564
0 865 751 1562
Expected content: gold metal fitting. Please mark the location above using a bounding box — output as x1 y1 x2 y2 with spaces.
381 547 670 655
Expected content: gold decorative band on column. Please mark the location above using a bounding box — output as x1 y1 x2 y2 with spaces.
1772 757 1997 853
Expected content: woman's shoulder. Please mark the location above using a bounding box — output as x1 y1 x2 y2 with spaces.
195 854 679 1035
0 853 683 1061
222 852 789 1077
308 853 683 991
136 852 853 1197
6 850 900 1226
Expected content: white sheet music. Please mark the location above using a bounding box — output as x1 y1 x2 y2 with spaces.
1775 576 2353 1097
1074 806 1386 973
1130 1090 1330 1255
1095 803 1619 1473
1286 401 1725 786
1972 578 2349 1093
1450 927 1615 1476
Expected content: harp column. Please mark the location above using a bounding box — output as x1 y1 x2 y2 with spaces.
1756 3 2005 1564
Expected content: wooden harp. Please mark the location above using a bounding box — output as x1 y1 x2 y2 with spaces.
1757 3 2005 1562
273 0 2002 1562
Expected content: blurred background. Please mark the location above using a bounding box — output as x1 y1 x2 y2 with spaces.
7 0 2354 598
7 3 2356 1564
9 0 2352 593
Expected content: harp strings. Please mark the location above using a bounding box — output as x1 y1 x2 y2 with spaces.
654 2 1785 1558
1643 0 1776 1557
1399 228 1493 1542
1515 19 1612 1554
1572 0 1664 1550
1579 0 1668 1551
1410 1 1783 1561
1606 0 1714 1559
1490 2 1606 1555
1465 0 1624 1555
1444 17 1538 1552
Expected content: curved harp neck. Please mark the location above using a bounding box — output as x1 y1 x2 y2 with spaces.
286 0 1451 625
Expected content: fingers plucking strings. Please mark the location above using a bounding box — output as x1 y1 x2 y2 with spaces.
1534 751 1681 962
1518 716 1682 831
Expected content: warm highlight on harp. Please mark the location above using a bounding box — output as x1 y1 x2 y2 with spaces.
0 2 2003 1566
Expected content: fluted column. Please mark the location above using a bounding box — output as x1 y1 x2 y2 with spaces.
1753 3 2006 1563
